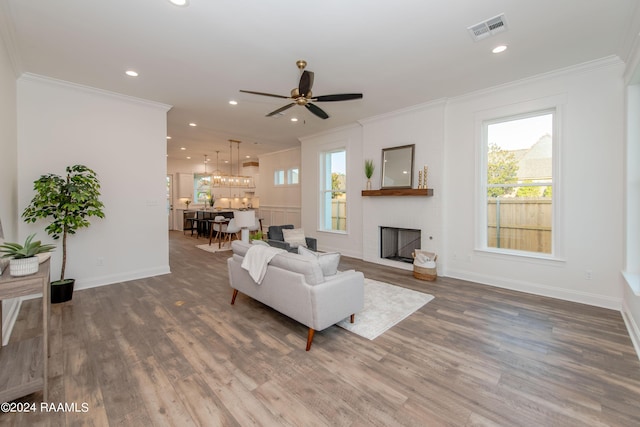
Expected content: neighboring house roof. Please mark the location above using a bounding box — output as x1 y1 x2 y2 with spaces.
515 134 552 181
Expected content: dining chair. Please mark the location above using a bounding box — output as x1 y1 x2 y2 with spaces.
223 218 241 246
209 215 228 246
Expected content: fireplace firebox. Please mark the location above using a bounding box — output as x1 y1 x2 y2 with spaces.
380 226 421 263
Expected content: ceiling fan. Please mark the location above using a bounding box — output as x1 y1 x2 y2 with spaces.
240 60 363 120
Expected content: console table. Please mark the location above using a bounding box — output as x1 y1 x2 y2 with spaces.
0 259 50 402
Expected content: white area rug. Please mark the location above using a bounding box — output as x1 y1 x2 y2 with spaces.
337 278 434 340
196 244 232 253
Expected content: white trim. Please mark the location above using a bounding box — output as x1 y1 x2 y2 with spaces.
299 122 362 142
1 299 21 346
475 96 566 259
19 73 172 112
0 0 23 75
623 271 640 296
444 269 621 311
622 299 640 361
358 98 448 125
451 56 622 105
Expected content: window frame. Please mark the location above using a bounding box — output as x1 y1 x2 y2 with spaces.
274 169 285 186
319 148 347 234
476 99 565 261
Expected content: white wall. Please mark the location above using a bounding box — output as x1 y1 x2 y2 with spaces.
622 39 640 358
300 125 364 258
17 74 171 289
258 147 303 229
359 104 445 269
444 58 625 310
0 18 20 343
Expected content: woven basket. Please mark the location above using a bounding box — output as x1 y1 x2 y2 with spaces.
413 265 436 281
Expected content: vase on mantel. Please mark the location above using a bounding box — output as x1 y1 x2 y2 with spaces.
366 179 371 191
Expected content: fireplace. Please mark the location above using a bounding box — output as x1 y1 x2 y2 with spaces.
380 226 421 263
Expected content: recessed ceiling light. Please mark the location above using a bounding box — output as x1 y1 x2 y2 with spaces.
186 156 191 159
166 136 172 140
492 45 508 54
180 147 186 150
125 70 138 77
168 0 189 6
229 100 238 105
290 117 298 122
224 160 229 164
189 122 197 127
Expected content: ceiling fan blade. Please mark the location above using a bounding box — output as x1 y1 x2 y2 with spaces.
240 90 289 99
298 70 314 97
312 93 363 102
305 103 329 119
266 103 295 117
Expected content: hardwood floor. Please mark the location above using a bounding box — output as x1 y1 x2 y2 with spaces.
2 231 640 426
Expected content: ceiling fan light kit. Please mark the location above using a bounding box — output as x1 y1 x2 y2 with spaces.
240 60 363 120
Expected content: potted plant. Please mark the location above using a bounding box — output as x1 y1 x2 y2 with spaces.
364 159 375 190
0 234 55 277
22 165 105 303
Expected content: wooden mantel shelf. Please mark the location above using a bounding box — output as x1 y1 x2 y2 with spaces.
361 188 434 197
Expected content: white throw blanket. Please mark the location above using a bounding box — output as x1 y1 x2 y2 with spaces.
241 245 285 284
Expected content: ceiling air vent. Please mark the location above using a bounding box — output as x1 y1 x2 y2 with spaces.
467 13 508 42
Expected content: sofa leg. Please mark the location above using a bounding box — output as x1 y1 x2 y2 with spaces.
350 314 355 323
231 289 238 305
306 328 315 351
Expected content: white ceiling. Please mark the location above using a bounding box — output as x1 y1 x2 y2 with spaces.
2 0 639 165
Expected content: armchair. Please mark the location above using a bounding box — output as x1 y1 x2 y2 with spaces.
267 225 317 252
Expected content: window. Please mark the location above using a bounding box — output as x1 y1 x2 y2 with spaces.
287 168 299 184
320 149 346 232
274 169 285 186
482 110 554 255
193 174 211 204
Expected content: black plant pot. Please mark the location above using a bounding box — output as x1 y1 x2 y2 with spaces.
51 279 75 304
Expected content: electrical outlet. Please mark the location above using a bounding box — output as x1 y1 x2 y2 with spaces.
585 270 592 280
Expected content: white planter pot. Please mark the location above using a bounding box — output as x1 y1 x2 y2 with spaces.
9 257 39 276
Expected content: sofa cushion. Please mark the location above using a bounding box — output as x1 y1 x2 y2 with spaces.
232 240 325 285
282 228 307 248
268 224 294 242
298 246 341 277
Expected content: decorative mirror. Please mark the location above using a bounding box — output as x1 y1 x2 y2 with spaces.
381 144 415 189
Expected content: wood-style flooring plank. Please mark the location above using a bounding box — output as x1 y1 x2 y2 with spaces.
1 231 640 426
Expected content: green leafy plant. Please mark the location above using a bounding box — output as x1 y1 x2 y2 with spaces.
249 230 264 241
364 159 375 179
22 165 105 281
0 234 55 259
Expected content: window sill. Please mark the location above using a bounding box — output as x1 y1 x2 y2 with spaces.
475 248 566 265
623 272 640 296
317 229 347 236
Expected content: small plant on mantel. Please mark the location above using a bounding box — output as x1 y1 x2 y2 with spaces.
364 159 375 190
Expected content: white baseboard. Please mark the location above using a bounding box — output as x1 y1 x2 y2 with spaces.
2 298 22 346
622 300 640 361
74 265 171 291
444 267 621 310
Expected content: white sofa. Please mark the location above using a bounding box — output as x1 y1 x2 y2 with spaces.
227 240 364 350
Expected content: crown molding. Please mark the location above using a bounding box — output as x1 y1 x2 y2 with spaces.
19 73 172 112
298 122 362 142
0 1 23 76
450 56 624 104
357 98 447 125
